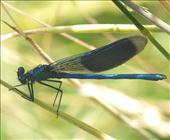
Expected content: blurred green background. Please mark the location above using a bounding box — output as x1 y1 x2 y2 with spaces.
1 1 170 140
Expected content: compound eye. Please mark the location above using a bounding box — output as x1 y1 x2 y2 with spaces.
17 67 25 75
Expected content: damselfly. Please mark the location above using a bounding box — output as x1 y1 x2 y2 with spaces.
11 36 166 116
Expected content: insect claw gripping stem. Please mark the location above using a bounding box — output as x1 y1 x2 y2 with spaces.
9 87 16 91
21 95 34 101
9 84 25 91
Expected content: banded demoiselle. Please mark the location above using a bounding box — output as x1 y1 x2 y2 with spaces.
11 36 166 116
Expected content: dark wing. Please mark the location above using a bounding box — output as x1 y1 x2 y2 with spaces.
50 36 147 73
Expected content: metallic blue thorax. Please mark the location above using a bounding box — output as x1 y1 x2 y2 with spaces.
23 65 54 82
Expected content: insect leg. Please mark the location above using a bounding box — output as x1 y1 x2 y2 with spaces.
30 82 34 101
38 81 63 117
22 81 34 101
42 80 62 106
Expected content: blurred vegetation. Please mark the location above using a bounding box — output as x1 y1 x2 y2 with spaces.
1 1 170 140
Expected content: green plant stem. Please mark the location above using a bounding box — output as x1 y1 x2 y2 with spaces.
1 1 95 50
112 0 170 61
1 24 161 42
0 79 116 140
122 1 170 34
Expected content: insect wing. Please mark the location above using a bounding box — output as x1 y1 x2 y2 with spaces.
50 53 92 73
50 36 147 73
